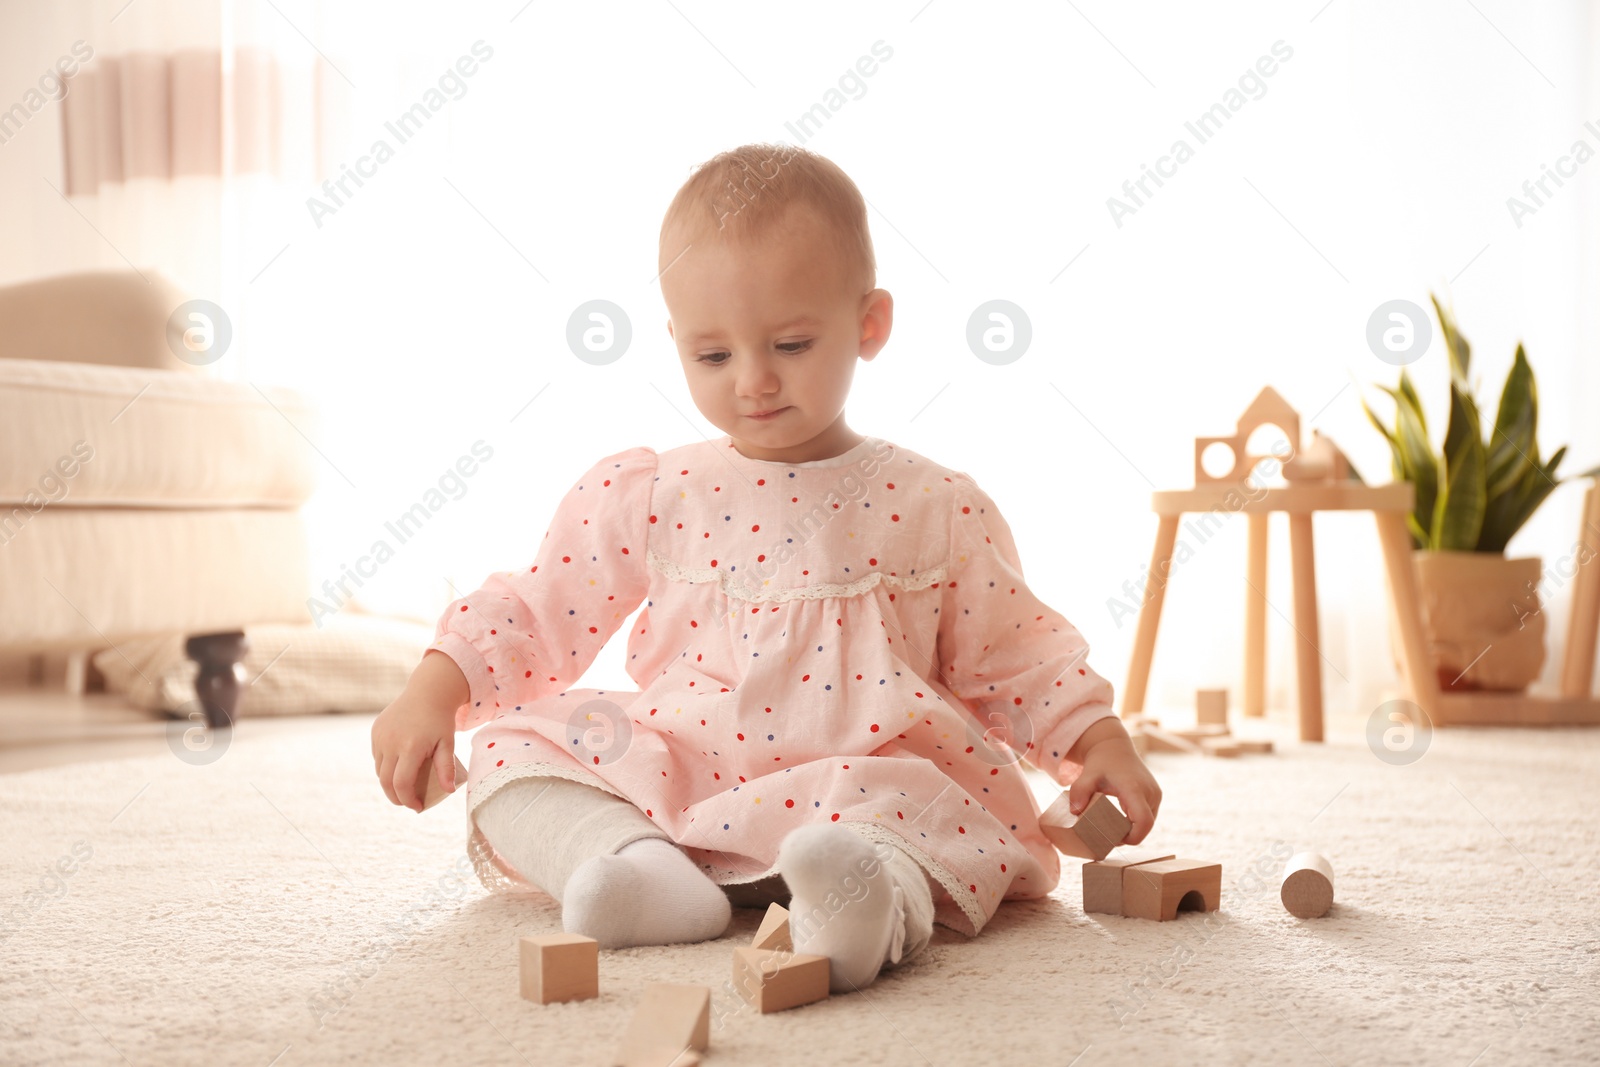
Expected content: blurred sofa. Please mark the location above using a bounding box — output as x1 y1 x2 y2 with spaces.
0 269 318 725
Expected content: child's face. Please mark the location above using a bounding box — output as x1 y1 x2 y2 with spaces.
661 206 891 459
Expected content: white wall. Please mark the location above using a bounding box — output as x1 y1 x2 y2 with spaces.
2 0 1596 727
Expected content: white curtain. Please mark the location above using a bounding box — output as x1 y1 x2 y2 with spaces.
50 0 344 379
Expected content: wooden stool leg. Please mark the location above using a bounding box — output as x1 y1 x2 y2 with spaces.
1123 514 1181 718
1561 482 1600 698
1243 512 1268 717
1287 513 1324 742
1374 511 1438 723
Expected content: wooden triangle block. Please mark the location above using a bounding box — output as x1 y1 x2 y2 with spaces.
730 947 829 1013
1039 792 1131 861
419 756 470 811
751 902 792 952
617 983 711 1067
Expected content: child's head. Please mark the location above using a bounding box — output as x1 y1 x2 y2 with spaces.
658 143 892 459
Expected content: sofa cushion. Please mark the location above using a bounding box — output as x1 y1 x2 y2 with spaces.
91 612 433 717
0 357 318 507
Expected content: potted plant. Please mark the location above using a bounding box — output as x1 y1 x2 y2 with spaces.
1363 294 1594 691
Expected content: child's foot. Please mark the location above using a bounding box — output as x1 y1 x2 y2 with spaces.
562 836 732 949
777 824 906 992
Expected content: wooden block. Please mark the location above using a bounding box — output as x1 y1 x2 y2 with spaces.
1173 724 1230 743
1081 850 1175 915
1200 737 1241 758
1280 852 1335 918
1196 688 1228 726
617 982 710 1067
731 947 829 1013
1040 792 1131 861
419 756 469 811
519 933 598 1004
1234 739 1274 754
1122 859 1222 921
1138 725 1203 755
751 902 792 952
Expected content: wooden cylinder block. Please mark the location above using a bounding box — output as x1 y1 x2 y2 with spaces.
1280 851 1334 918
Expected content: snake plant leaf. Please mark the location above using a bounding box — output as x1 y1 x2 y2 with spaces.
1397 369 1427 436
1431 292 1472 388
1431 382 1486 551
1479 445 1566 553
1486 344 1538 500
1373 383 1438 547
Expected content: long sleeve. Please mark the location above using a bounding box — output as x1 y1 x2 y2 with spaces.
431 446 657 731
934 472 1117 785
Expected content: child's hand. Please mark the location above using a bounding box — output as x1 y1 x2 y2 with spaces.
372 650 468 813
1062 717 1162 845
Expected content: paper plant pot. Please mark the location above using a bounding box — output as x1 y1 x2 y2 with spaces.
1410 550 1546 692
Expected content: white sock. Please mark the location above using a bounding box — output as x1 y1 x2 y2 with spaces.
561 836 732 949
778 824 930 993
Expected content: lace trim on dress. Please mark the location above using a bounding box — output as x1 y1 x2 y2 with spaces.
647 548 949 603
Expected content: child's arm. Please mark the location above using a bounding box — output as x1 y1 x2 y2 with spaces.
1061 716 1162 845
936 471 1161 839
370 445 656 810
371 649 469 812
430 446 657 732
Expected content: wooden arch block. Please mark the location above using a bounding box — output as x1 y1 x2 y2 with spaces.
1122 859 1222 921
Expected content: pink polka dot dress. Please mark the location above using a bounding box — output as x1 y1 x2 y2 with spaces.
431 433 1116 937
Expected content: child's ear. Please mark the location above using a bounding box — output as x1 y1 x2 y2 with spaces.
858 288 893 358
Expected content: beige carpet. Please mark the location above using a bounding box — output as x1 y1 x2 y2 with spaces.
3 713 1598 1066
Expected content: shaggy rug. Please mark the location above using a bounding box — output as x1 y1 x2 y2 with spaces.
2 713 1597 1066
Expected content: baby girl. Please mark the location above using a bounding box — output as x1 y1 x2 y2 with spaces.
371 143 1163 993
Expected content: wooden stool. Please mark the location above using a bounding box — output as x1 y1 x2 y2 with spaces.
1121 480 1428 742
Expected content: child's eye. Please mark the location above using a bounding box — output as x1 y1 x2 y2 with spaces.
696 341 813 365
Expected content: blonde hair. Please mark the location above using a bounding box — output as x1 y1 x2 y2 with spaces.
658 142 876 295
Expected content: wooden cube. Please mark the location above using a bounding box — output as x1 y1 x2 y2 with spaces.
1200 738 1242 758
730 947 829 1013
751 902 792 952
1196 688 1228 726
1081 851 1175 915
419 756 469 811
617 982 710 1067
1122 859 1222 921
1040 792 1131 861
519 933 598 1004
